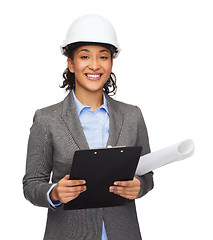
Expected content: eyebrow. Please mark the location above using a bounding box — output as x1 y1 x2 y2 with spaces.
78 49 110 54
78 49 90 53
99 49 110 53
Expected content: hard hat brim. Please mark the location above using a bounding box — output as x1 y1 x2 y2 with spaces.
61 41 120 58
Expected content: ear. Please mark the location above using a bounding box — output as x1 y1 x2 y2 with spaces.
68 58 75 73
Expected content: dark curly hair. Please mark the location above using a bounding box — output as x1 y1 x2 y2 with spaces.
60 42 117 95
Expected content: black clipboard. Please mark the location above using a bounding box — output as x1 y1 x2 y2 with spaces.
64 146 142 210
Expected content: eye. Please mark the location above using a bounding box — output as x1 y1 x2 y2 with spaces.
100 56 109 60
81 56 89 59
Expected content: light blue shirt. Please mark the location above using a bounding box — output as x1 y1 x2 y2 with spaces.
47 90 109 239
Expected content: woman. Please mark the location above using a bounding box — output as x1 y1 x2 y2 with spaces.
23 14 154 240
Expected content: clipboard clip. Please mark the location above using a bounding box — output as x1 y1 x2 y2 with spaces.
92 145 126 154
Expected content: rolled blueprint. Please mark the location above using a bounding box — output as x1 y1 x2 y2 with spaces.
135 139 195 175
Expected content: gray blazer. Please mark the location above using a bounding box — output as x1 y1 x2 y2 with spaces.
23 92 154 240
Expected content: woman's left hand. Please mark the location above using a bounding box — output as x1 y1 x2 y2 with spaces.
109 177 141 200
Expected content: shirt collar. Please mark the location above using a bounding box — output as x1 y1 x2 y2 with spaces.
72 89 109 116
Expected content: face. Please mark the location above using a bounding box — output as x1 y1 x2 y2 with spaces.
68 45 113 94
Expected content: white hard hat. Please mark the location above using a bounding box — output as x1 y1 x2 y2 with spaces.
61 14 120 58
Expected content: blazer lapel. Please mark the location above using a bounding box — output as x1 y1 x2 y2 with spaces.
60 91 124 150
105 94 124 147
61 92 89 150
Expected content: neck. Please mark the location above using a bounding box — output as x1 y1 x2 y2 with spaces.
74 88 103 111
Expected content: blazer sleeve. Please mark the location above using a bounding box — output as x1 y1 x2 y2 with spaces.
23 110 54 208
134 106 154 198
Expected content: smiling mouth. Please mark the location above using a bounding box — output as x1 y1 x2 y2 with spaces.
85 73 103 79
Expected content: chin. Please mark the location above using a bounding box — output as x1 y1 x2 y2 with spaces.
86 87 104 93
84 83 106 93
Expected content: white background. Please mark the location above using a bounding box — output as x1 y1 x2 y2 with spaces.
0 0 212 239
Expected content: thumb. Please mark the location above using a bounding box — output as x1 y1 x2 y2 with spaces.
63 174 70 180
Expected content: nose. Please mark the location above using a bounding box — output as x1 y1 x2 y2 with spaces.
88 57 100 71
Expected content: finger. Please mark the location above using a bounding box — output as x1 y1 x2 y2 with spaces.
115 192 137 200
62 175 86 186
64 188 85 198
65 185 87 198
114 180 134 187
67 185 87 193
58 187 86 203
64 179 86 187
58 185 86 194
109 187 138 199
63 174 70 180
114 178 140 187
60 193 81 204
110 186 139 195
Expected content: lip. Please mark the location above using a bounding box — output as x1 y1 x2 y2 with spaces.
85 73 103 81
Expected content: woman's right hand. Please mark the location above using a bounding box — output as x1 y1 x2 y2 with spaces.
50 174 86 204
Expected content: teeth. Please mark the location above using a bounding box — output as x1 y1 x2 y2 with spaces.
87 74 101 78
